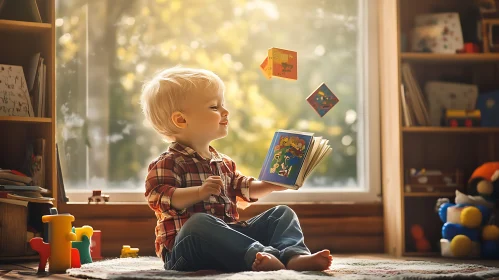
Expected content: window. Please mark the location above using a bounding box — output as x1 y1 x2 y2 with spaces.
56 0 380 203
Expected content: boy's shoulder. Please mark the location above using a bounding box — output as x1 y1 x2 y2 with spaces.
147 148 188 171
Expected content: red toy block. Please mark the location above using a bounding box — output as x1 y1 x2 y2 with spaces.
29 237 50 273
71 248 81 268
90 230 103 260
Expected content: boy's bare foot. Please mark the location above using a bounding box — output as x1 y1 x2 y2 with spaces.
252 252 285 271
286 249 333 271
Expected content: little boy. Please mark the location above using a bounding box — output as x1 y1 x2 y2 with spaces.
140 67 333 272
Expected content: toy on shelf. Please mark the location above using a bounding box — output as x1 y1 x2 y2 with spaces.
120 245 139 258
444 110 481 127
88 190 110 204
41 213 77 273
410 224 431 252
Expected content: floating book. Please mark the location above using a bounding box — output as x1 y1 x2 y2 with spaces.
260 47 297 80
258 130 332 190
306 83 339 117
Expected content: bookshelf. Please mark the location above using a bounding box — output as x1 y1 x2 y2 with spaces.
394 0 499 257
0 0 56 260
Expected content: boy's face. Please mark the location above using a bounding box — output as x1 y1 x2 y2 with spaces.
181 87 229 143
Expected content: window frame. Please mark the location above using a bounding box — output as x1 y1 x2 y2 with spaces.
63 0 381 204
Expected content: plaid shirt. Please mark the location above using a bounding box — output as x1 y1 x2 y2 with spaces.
144 142 257 260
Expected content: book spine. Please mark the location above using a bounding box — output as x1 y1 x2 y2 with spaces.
267 48 274 77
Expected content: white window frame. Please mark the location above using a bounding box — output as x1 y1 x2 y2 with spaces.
65 0 381 204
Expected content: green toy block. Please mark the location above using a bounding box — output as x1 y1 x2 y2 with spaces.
72 234 93 264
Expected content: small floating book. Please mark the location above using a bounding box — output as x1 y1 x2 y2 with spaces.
258 130 332 190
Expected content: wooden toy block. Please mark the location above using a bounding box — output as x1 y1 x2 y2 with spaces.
120 245 139 258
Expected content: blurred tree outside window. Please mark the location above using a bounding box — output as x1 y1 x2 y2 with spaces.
55 0 378 200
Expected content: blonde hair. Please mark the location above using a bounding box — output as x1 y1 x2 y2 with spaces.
140 66 225 142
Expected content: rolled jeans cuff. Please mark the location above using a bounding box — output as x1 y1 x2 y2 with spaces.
280 246 311 266
243 242 280 270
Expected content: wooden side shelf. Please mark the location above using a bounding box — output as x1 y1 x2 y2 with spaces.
404 193 455 197
402 127 499 133
0 19 51 33
401 52 499 63
0 116 52 123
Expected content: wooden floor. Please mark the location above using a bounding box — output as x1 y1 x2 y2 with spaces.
1 254 499 279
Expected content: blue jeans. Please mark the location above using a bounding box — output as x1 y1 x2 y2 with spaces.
163 205 311 272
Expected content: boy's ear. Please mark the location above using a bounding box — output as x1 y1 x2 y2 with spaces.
171 111 187 129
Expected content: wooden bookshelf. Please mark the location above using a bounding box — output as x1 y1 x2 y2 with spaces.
387 0 499 258
0 0 56 260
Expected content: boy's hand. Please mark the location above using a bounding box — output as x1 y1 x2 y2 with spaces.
198 176 223 201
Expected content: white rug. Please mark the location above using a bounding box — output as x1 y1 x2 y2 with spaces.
67 256 499 280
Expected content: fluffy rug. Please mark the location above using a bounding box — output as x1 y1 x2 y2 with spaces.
67 256 499 280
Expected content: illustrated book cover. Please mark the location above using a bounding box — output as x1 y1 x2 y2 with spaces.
306 83 339 117
258 130 332 190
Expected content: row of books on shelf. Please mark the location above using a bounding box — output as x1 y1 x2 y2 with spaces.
400 63 499 128
0 53 47 118
0 137 54 205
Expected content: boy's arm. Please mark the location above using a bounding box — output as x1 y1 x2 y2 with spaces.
225 156 286 201
249 180 287 199
145 156 195 215
170 187 202 210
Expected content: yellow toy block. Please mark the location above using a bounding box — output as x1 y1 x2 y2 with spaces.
120 245 139 258
75 225 94 241
42 214 77 273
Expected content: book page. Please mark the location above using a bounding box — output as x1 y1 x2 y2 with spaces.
303 137 325 177
296 137 319 186
304 139 331 178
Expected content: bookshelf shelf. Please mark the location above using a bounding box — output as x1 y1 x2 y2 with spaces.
0 19 51 33
401 52 499 63
404 192 455 197
402 127 499 133
0 116 52 123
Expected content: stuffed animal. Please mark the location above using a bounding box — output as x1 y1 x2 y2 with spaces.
467 162 499 202
436 162 499 259
437 190 493 258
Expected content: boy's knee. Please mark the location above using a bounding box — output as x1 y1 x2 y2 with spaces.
180 213 218 235
273 205 296 218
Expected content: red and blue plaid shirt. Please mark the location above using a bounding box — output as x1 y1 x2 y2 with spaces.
144 142 257 260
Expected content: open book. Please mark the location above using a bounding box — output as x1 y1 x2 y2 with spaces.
258 130 332 190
